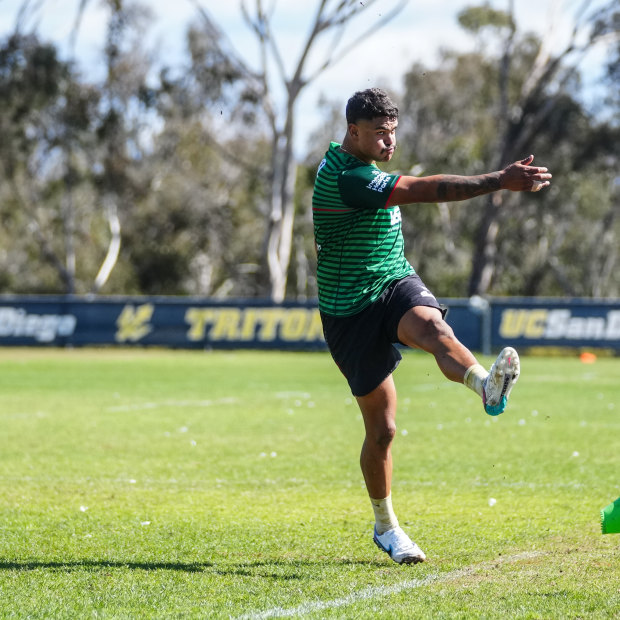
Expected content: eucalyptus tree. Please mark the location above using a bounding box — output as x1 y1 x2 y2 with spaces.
396 1 619 298
63 0 408 300
191 0 407 302
461 1 619 296
0 0 157 295
0 32 102 293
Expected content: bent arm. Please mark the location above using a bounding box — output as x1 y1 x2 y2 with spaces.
386 155 552 207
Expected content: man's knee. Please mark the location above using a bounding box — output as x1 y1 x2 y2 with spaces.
368 422 396 450
398 307 454 348
424 315 454 342
411 314 455 350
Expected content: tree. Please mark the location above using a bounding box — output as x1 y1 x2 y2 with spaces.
394 1 619 298
4 0 617 299
191 0 406 301
0 0 272 297
115 15 269 297
0 0 188 296
0 31 103 293
461 0 619 296
393 2 620 298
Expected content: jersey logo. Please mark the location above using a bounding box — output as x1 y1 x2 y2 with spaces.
367 170 392 193
390 208 402 226
316 158 326 177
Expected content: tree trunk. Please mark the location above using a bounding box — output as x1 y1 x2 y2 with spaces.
468 192 502 296
91 198 121 294
266 99 297 302
468 4 515 297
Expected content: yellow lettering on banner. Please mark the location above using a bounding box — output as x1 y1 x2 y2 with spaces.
116 304 154 342
281 309 308 341
523 310 547 338
185 308 216 341
186 306 327 344
499 309 548 338
211 308 241 340
305 309 325 342
257 309 284 341
499 310 526 338
240 309 259 341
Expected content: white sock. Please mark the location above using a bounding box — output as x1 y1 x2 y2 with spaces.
370 494 399 535
464 363 488 398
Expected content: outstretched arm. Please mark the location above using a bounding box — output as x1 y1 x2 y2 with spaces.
386 155 552 207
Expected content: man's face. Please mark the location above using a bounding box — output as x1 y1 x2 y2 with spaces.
349 116 398 163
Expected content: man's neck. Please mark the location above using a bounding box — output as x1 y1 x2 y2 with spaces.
339 139 373 165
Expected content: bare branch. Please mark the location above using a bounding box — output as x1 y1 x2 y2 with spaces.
14 0 45 35
522 0 619 103
242 0 287 86
68 0 91 55
306 0 407 83
192 0 280 132
240 0 281 130
190 0 261 84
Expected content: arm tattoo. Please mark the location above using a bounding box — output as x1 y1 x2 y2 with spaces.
436 174 501 202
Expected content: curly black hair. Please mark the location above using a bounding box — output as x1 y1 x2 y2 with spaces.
345 88 399 125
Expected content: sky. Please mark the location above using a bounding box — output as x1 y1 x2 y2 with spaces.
0 0 613 153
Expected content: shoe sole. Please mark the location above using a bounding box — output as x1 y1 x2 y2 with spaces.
484 347 520 416
373 536 426 564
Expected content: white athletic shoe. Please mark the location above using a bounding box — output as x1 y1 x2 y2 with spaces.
483 347 520 416
373 526 426 564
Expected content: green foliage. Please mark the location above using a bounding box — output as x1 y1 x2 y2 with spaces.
0 2 618 299
457 4 515 34
120 128 270 296
0 33 103 293
0 11 269 297
394 17 620 298
0 349 619 616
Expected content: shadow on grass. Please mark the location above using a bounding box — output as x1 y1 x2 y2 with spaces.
0 557 387 579
0 560 212 573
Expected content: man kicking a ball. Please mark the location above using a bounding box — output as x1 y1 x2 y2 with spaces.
312 88 551 564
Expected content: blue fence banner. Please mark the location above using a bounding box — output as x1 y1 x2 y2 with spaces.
491 298 620 351
0 295 618 352
0 297 326 350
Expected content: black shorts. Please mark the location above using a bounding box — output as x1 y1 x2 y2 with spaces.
320 274 445 397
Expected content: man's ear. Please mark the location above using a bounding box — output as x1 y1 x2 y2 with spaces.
347 123 359 139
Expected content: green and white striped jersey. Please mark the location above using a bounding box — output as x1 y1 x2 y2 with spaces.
312 142 415 316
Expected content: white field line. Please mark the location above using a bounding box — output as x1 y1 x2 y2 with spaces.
238 551 543 620
106 397 238 412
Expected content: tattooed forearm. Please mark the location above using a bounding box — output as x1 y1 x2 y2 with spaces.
436 173 501 202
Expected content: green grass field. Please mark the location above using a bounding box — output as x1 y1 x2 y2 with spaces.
0 348 619 618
